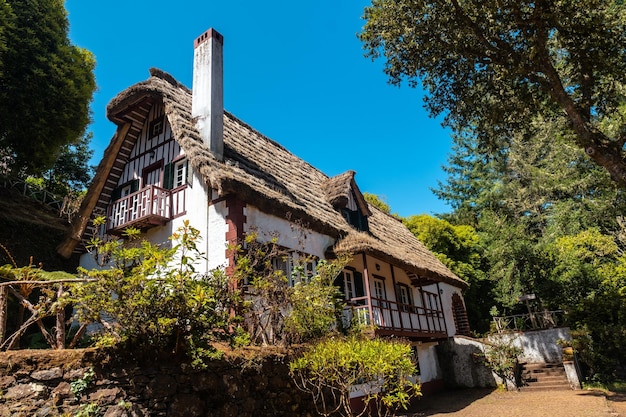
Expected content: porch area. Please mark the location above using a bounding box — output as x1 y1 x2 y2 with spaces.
107 185 186 233
343 295 448 340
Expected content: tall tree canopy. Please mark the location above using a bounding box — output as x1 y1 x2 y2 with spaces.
360 0 626 186
0 0 96 175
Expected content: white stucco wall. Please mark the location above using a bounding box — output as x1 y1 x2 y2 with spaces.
416 342 441 384
244 206 335 258
206 192 229 271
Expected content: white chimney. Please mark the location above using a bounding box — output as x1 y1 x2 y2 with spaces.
192 28 224 161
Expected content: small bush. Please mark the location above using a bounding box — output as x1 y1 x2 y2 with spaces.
290 335 420 417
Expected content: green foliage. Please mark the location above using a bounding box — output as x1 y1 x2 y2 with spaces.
483 336 523 390
0 0 96 175
403 214 492 332
0 252 76 350
386 0 626 382
363 193 391 215
285 259 347 344
72 220 242 366
290 335 420 417
31 132 94 196
73 402 100 417
233 229 349 346
70 367 95 397
361 0 626 185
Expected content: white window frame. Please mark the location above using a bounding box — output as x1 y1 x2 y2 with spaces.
173 159 187 188
343 269 356 300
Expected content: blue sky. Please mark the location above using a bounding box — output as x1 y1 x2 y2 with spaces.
65 0 453 217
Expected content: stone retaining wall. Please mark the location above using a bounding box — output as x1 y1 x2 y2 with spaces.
0 348 316 417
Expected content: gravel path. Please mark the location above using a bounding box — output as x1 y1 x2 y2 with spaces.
401 388 619 417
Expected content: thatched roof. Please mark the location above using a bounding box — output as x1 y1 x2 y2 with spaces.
58 68 467 289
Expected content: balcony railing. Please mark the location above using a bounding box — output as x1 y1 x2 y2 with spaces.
343 295 447 339
107 185 186 233
492 310 567 333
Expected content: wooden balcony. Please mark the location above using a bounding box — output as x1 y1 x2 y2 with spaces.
343 296 448 340
107 185 186 234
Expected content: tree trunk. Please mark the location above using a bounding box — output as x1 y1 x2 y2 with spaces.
55 284 65 349
0 286 7 344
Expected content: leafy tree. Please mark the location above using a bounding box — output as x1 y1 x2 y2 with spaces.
285 258 347 344
233 229 349 346
403 214 492 332
363 192 391 215
543 228 626 382
0 0 96 175
360 0 626 187
290 335 420 417
73 220 243 366
43 132 94 195
483 334 523 390
435 113 626 312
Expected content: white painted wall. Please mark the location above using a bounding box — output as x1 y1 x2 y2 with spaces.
244 206 335 258
416 342 441 384
207 191 229 271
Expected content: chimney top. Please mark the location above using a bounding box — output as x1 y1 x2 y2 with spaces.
194 28 223 49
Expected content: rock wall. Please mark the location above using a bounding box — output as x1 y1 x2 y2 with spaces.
437 336 498 389
0 348 317 417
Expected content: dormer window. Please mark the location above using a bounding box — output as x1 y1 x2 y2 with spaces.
322 171 372 232
341 207 369 232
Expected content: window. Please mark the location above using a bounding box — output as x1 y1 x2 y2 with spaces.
334 269 365 305
270 251 317 287
164 158 191 189
142 162 163 188
272 254 291 280
111 179 139 201
373 278 385 300
341 208 369 232
120 184 133 197
149 116 164 138
373 277 389 309
396 283 413 312
425 291 439 311
343 270 356 300
173 159 187 188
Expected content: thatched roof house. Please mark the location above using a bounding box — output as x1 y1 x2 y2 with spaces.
58 27 466 291
59 66 465 289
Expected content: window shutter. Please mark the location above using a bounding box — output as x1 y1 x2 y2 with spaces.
334 271 345 296
185 159 192 187
111 186 122 201
354 271 365 298
131 179 140 193
163 162 174 189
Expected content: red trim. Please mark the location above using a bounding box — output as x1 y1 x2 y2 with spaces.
225 196 246 276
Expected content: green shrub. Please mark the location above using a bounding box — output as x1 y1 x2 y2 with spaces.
290 335 420 417
71 220 244 367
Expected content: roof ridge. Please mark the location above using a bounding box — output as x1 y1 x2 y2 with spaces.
149 67 191 93
223 110 330 180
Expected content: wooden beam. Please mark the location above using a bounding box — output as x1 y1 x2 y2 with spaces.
57 123 132 258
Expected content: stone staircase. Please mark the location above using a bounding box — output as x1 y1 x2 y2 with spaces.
520 362 572 391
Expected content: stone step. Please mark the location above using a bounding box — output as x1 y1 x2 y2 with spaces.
519 362 571 391
524 374 568 382
522 383 572 391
